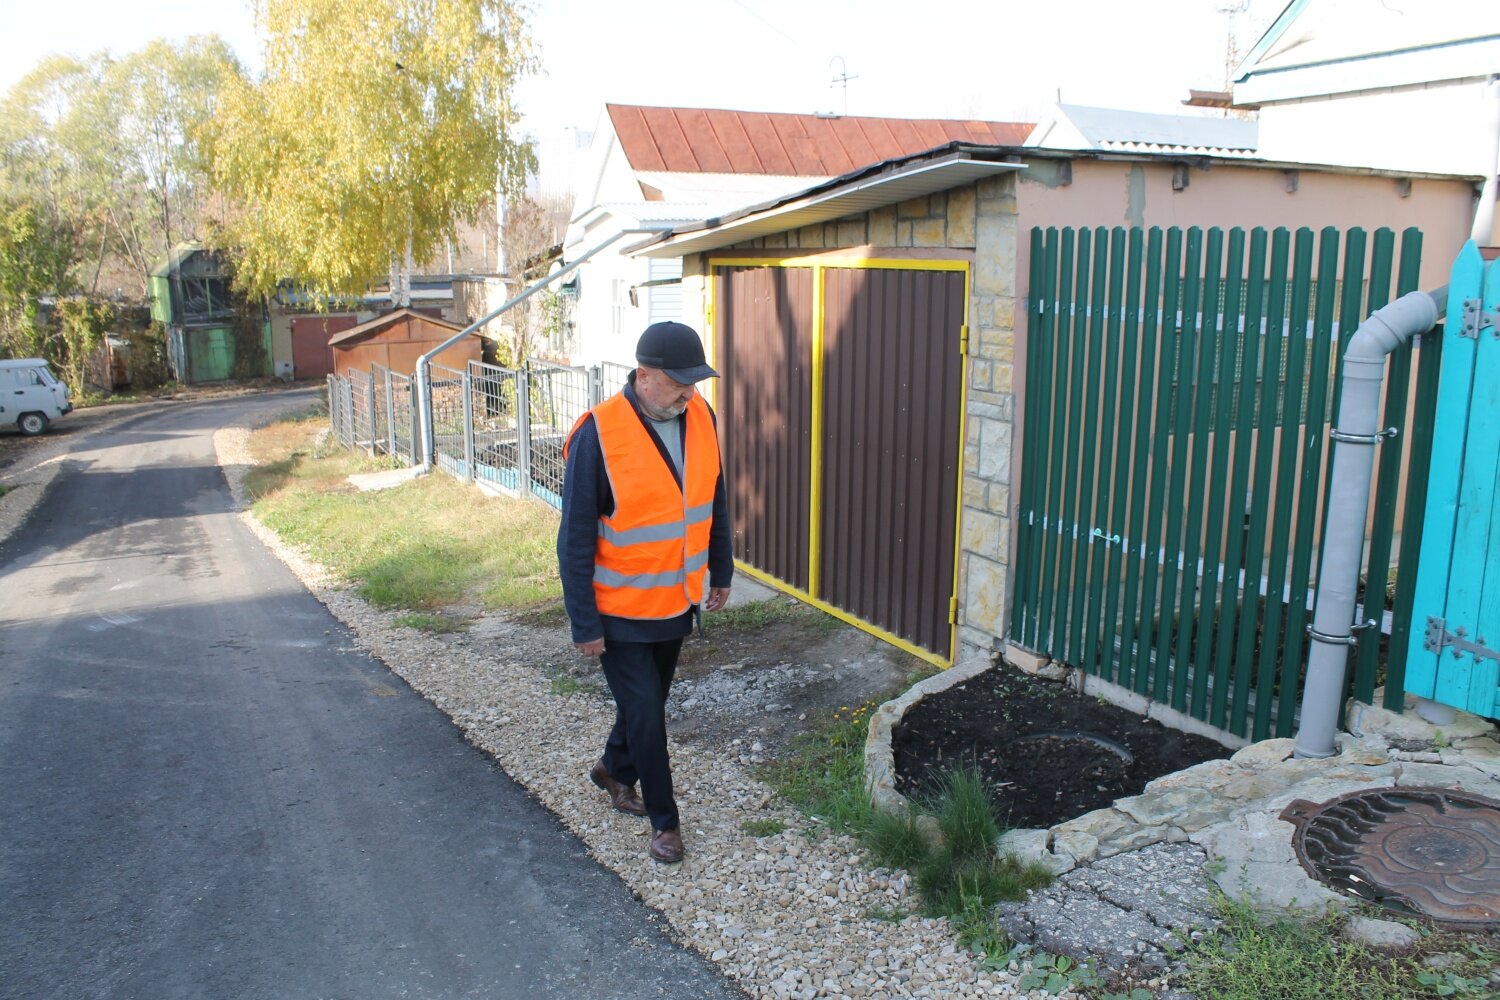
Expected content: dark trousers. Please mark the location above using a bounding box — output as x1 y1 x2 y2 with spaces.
598 637 683 832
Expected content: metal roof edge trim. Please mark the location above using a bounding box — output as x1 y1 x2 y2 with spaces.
627 149 1023 258
1236 37 1500 104
1020 145 1483 183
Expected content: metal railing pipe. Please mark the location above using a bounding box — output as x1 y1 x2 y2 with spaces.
414 226 670 472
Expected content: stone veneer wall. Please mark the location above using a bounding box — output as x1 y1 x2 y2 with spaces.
677 173 1022 666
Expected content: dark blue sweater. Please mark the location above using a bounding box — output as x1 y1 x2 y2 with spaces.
556 379 733 644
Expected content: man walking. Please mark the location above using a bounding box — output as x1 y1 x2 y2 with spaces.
557 322 732 863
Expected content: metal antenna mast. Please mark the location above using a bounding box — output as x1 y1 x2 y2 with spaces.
830 56 857 116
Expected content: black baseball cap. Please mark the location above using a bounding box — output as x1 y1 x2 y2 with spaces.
635 321 719 384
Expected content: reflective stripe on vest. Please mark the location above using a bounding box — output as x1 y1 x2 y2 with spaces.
583 391 720 620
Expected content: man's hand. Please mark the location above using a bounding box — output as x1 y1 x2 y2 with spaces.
703 587 730 612
575 637 605 657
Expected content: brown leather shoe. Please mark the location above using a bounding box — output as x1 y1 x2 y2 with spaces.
649 827 684 864
589 759 647 817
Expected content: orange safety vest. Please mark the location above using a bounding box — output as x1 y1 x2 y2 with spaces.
565 391 721 620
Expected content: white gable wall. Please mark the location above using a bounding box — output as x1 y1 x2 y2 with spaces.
1253 79 1497 179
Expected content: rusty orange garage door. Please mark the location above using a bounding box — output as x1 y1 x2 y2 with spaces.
291 315 357 379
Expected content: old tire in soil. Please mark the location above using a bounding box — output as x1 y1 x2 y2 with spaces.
17 412 49 436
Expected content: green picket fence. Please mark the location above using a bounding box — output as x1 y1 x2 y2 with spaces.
1010 225 1438 741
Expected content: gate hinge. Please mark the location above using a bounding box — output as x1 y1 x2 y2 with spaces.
948 597 959 625
1424 616 1500 665
1459 298 1500 340
959 324 970 356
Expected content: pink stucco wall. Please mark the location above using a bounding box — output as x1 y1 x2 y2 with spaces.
1015 156 1479 294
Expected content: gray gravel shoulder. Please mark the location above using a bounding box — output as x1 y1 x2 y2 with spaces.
213 422 1066 1000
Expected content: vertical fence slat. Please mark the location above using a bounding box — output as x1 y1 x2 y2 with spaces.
1050 228 1092 658
1036 228 1077 654
1348 228 1397 702
1012 227 1050 643
1063 228 1105 664
1152 227 1204 701
1096 228 1144 684
1256 228 1316 738
1382 229 1436 710
1080 227 1126 675
1222 228 1271 735
1138 227 1188 697
1198 228 1246 727
1116 228 1165 689
1176 228 1225 715
1274 227 1344 736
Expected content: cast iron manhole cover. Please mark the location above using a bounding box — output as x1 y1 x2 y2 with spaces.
1280 787 1500 926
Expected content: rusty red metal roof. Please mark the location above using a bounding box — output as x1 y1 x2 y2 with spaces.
327 308 463 347
606 104 1033 176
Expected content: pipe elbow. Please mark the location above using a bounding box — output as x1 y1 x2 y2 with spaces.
1346 289 1441 364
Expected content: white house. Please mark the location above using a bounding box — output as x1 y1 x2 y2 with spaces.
1230 0 1500 241
559 103 1033 366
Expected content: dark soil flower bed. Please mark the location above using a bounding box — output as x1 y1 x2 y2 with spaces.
892 666 1231 830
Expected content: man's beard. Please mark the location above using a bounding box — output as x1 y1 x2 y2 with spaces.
639 398 688 420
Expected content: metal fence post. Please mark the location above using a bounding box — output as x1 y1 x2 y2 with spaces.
409 379 420 466
364 372 376 451
515 365 532 498
344 379 355 448
384 369 396 456
589 364 603 408
462 368 476 483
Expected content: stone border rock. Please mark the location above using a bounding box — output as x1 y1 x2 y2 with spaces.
866 652 1500 918
864 655 994 819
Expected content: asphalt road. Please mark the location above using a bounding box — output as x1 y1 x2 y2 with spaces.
0 392 743 1000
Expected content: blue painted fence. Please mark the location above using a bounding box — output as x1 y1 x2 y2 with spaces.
1405 242 1500 717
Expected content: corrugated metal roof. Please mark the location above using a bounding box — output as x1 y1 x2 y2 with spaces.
1035 104 1258 156
631 145 1023 259
606 104 1033 177
327 308 463 347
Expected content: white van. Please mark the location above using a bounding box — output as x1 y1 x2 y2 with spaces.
0 358 73 436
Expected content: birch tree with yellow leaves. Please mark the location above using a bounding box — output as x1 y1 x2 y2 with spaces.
208 0 536 302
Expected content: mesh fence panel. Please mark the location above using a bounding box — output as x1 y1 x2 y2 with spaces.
429 363 467 477
326 375 346 445
389 372 414 464
526 361 591 509
370 365 392 456
599 361 632 398
345 369 376 448
469 361 522 492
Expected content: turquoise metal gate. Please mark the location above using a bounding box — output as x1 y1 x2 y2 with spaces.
1404 242 1500 718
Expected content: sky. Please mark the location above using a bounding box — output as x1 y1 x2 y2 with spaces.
1 0 1288 155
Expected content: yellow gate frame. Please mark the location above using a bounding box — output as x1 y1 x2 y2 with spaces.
706 255 972 668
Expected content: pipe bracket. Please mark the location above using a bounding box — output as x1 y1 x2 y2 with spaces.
1329 426 1398 445
1307 623 1365 647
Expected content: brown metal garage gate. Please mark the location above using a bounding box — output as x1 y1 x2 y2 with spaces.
711 259 968 664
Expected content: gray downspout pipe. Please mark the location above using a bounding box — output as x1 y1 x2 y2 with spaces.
1293 287 1447 759
415 226 670 473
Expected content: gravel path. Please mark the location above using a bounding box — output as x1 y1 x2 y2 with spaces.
213 420 1064 999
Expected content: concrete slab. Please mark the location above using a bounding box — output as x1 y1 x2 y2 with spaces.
347 466 422 491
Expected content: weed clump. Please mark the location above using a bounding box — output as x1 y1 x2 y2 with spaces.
760 708 1052 968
